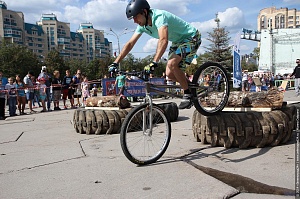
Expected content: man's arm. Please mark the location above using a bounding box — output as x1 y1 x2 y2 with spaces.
114 33 142 64
153 26 168 63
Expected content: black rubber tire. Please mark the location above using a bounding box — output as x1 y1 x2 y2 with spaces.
120 103 171 165
73 102 178 134
159 102 179 122
73 108 132 134
192 62 230 116
192 104 297 148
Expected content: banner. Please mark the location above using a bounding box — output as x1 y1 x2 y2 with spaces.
102 78 165 97
233 31 242 88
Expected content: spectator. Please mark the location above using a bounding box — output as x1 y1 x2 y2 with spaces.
0 79 6 120
242 70 248 92
91 84 98 97
15 74 26 115
73 70 82 107
81 74 90 106
24 71 36 114
0 70 8 85
5 77 17 117
204 74 211 87
269 73 275 88
115 71 126 96
31 75 42 108
248 75 254 90
38 66 52 111
62 70 75 109
291 58 300 96
52 70 62 111
38 77 47 112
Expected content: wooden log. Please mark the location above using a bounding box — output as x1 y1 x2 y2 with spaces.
86 95 131 109
226 89 284 109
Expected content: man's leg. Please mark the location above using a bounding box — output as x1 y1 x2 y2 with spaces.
296 78 300 96
26 92 33 111
166 55 192 109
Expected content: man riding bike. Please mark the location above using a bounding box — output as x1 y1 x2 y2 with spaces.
108 0 201 109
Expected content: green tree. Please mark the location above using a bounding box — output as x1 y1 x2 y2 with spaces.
204 14 232 68
252 47 260 62
0 40 39 78
44 50 66 74
241 60 258 72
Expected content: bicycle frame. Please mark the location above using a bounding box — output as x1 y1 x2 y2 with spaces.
143 81 206 100
141 81 205 133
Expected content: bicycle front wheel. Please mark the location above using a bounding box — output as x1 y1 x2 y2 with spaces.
120 103 171 165
192 62 230 116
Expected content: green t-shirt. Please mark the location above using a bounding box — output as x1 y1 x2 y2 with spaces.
135 9 198 43
116 75 126 88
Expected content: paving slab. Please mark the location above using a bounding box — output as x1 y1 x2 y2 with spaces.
0 90 298 198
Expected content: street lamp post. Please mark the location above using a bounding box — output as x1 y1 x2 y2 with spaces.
108 28 134 70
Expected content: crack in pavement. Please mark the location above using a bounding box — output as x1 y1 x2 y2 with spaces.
0 137 90 175
0 132 24 144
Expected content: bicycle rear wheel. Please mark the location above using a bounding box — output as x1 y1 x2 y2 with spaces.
120 103 171 165
191 62 230 116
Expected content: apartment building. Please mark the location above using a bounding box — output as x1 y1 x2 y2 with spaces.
77 23 110 62
0 1 112 62
0 1 24 45
24 23 48 60
258 6 300 30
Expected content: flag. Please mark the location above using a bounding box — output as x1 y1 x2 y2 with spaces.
233 31 242 88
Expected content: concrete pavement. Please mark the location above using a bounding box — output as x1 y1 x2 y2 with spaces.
0 89 298 199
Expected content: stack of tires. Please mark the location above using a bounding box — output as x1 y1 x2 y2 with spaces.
73 102 179 135
192 103 298 148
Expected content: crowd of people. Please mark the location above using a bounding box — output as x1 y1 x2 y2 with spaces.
241 60 300 93
0 67 99 120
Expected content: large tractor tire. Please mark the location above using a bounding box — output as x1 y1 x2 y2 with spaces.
192 103 298 148
73 102 179 134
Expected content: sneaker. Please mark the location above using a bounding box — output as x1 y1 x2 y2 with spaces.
178 94 193 109
64 106 68 109
48 109 52 112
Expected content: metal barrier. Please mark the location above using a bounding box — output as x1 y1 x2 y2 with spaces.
274 79 295 90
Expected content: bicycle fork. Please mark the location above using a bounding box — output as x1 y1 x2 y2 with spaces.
142 93 153 136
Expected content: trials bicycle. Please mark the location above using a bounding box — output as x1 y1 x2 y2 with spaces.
118 61 230 165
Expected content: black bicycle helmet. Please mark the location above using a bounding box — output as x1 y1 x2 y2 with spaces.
126 0 150 20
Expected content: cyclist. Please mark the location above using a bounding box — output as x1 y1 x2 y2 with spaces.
108 0 201 109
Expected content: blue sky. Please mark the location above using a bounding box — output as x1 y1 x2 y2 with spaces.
6 0 300 59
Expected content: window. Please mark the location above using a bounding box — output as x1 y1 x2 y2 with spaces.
288 16 293 19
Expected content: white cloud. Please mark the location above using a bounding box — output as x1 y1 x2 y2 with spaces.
150 0 193 16
64 0 132 31
191 7 245 34
143 38 158 53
